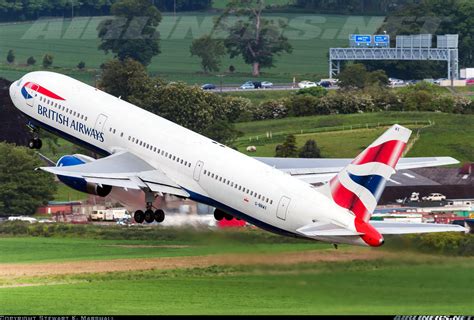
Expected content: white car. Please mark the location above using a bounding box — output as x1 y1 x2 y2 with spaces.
389 78 404 86
298 81 317 89
261 81 273 88
422 193 446 201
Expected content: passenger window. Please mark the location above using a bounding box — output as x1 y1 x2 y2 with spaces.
204 170 207 175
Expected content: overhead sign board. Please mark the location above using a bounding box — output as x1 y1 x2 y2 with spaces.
374 35 389 44
354 35 371 43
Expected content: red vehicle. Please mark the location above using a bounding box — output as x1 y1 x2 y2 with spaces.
466 78 474 85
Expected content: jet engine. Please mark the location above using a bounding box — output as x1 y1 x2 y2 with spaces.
56 155 112 197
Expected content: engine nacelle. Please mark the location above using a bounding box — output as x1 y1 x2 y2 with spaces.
56 155 112 197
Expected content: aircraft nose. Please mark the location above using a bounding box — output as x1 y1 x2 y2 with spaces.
9 81 17 99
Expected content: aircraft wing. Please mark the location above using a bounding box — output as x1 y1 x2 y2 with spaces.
370 221 468 234
255 156 459 184
38 151 190 198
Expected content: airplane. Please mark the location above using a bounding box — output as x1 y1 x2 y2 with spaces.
9 71 466 247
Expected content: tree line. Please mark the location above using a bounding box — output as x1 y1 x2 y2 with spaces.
294 0 418 15
0 0 212 22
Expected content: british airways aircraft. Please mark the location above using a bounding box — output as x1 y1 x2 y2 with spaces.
9 71 466 247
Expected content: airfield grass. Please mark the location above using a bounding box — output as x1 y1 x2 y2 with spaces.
0 234 322 264
0 232 473 314
0 13 384 84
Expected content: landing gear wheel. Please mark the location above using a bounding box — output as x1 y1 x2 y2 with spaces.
214 210 224 221
144 209 154 223
134 210 145 224
154 209 165 223
224 213 233 221
28 138 42 150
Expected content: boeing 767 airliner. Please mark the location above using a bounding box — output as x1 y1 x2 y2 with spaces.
9 71 466 247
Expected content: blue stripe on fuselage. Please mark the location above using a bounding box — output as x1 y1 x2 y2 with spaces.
184 188 302 239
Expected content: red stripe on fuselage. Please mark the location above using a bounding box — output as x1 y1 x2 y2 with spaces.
24 82 65 101
353 140 406 168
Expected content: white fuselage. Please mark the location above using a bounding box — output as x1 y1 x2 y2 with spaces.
10 71 359 242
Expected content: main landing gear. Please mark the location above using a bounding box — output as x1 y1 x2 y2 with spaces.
214 208 239 221
134 208 165 224
133 191 166 224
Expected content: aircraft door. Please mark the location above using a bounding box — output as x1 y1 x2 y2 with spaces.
276 196 291 221
26 83 39 107
193 161 204 181
94 114 108 133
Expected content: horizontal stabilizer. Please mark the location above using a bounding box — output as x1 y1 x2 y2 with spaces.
370 221 467 234
296 221 363 237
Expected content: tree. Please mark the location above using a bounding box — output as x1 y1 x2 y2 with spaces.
338 64 368 89
203 119 242 146
42 53 53 68
338 64 388 89
275 134 298 157
366 70 389 88
98 0 162 66
299 139 321 158
190 35 226 73
26 56 36 66
6 49 14 64
77 61 86 70
0 143 56 216
98 58 157 101
216 0 292 76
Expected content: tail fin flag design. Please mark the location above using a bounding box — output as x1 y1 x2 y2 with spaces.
329 125 411 223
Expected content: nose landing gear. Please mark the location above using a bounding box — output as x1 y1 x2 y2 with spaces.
27 123 42 150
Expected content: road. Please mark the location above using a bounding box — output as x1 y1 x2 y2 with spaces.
205 84 338 93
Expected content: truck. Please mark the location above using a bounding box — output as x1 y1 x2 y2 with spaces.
90 208 130 221
460 68 474 79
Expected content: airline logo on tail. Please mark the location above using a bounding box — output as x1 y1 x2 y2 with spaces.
328 125 411 245
21 82 65 101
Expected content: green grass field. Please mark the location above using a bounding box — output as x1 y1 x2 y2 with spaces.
0 232 473 315
0 13 384 84
0 235 321 264
234 112 474 162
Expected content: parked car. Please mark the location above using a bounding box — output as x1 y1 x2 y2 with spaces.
466 78 474 86
252 81 262 89
201 83 216 90
389 78 404 86
298 80 317 89
422 193 446 201
318 80 331 88
261 81 273 88
240 81 255 90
